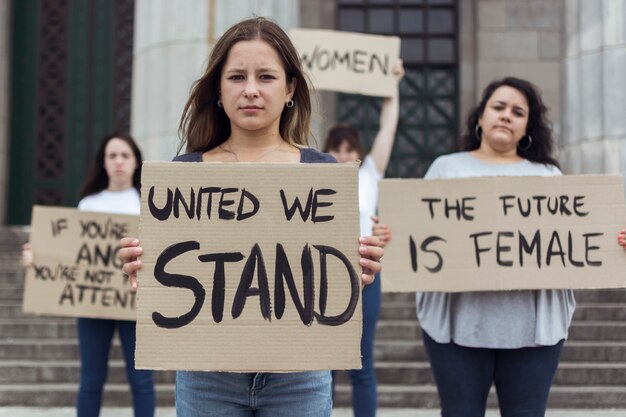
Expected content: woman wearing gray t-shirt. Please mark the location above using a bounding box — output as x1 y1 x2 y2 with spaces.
378 77 575 417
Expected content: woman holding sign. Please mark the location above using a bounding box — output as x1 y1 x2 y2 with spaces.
119 17 383 417
23 133 155 417
323 60 403 417
375 77 576 416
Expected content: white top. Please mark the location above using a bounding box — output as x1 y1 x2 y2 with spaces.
359 155 383 236
416 152 576 348
77 188 141 215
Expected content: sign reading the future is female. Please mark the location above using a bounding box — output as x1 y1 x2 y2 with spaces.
379 175 626 293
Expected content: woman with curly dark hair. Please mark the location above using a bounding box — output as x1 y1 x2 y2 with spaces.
376 77 575 417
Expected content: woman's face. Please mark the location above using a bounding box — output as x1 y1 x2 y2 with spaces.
104 138 136 189
478 85 529 155
219 39 295 137
328 140 360 163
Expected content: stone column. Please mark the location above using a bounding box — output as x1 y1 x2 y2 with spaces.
0 1 10 224
131 0 211 161
131 0 300 161
299 0 335 150
561 0 626 182
458 0 477 129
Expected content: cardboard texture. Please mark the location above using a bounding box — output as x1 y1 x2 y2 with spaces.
137 161 361 372
289 28 400 97
379 175 626 293
22 206 138 320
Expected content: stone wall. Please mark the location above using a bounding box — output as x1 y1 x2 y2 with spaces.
470 0 563 135
561 0 626 179
131 0 211 161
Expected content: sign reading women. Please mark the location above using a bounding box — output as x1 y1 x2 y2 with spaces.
379 175 626 292
136 162 361 372
289 29 400 97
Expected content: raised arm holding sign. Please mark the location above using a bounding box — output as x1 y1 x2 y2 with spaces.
118 17 382 417
321 59 404 416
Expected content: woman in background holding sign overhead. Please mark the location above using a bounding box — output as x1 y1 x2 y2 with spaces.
376 77 576 416
323 60 403 417
23 133 155 417
119 17 383 417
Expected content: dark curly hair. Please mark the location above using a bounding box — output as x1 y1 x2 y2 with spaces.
460 76 559 168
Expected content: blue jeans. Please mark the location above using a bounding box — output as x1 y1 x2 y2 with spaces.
347 271 381 417
422 331 564 417
176 371 332 417
76 318 155 417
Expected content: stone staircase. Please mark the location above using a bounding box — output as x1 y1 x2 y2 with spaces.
2 226 626 409
0 227 175 407
334 290 626 408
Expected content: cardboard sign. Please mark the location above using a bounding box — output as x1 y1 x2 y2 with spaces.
22 206 138 320
289 28 400 97
379 175 626 292
137 161 361 372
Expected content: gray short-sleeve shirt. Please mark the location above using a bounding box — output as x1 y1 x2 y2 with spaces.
416 152 576 348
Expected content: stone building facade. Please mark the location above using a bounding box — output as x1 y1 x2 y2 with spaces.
1 0 626 225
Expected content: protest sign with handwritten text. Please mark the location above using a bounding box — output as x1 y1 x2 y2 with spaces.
22 206 138 320
379 175 626 292
136 161 361 372
289 29 400 97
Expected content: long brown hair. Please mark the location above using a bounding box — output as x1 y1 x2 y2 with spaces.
80 133 142 198
460 76 559 168
179 17 312 153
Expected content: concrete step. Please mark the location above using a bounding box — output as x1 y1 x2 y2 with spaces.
374 340 427 361
373 340 626 363
573 289 626 303
561 341 626 362
381 289 626 304
379 302 626 321
0 319 77 338
381 293 416 303
0 338 141 360
376 320 626 341
0 285 24 301
333 384 626 408
0 339 79 360
574 304 626 321
0 269 24 284
0 303 24 318
0 383 175 407
335 361 626 386
554 362 626 385
379 303 415 320
0 360 176 384
569 322 626 341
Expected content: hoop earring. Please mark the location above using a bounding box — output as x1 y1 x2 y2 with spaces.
285 99 294 108
217 100 223 108
475 124 482 140
518 134 532 151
